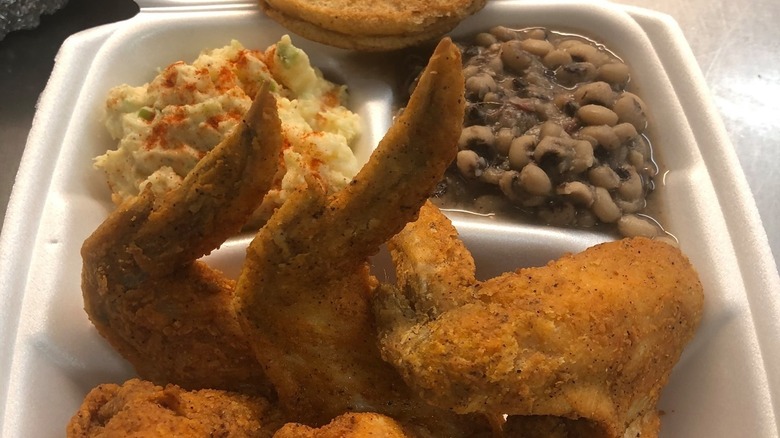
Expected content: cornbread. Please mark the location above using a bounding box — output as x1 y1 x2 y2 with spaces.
259 0 487 51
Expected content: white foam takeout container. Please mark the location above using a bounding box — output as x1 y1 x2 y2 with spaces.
1 0 779 436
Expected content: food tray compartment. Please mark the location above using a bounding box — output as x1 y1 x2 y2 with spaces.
1 1 779 437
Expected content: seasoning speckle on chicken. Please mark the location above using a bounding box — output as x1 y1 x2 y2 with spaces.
274 412 412 438
66 379 283 438
232 38 489 435
80 83 282 395
373 202 704 437
80 38 493 436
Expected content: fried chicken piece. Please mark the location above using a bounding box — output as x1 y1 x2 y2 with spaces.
501 415 612 438
233 39 488 435
373 203 704 437
66 378 283 438
80 84 282 394
274 412 412 438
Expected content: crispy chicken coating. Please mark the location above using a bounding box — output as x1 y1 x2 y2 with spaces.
80 38 490 436
274 412 412 438
80 84 282 394
373 203 704 437
233 39 489 435
66 378 283 437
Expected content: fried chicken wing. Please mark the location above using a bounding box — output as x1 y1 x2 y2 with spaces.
273 412 412 438
232 39 488 435
80 83 282 394
373 203 704 437
66 378 283 438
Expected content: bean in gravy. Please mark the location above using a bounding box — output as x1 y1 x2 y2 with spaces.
430 26 671 240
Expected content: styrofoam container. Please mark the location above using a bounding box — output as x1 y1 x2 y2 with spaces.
1 0 779 436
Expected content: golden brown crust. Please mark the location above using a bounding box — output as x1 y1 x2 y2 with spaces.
273 412 411 438
502 415 613 437
259 1 455 52
262 0 486 37
232 39 482 434
387 201 478 315
80 85 282 395
66 379 282 438
374 204 704 437
259 0 486 51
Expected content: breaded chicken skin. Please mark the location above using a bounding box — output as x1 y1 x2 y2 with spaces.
66 379 283 438
374 203 704 437
233 39 489 436
80 84 282 395
274 412 412 438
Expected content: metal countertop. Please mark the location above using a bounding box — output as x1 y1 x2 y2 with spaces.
1 0 777 270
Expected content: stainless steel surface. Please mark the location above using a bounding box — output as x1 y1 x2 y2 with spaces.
1 0 777 269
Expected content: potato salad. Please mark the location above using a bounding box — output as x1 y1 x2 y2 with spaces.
97 35 361 225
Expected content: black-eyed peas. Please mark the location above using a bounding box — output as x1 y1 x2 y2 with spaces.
577 105 620 126
423 27 667 239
